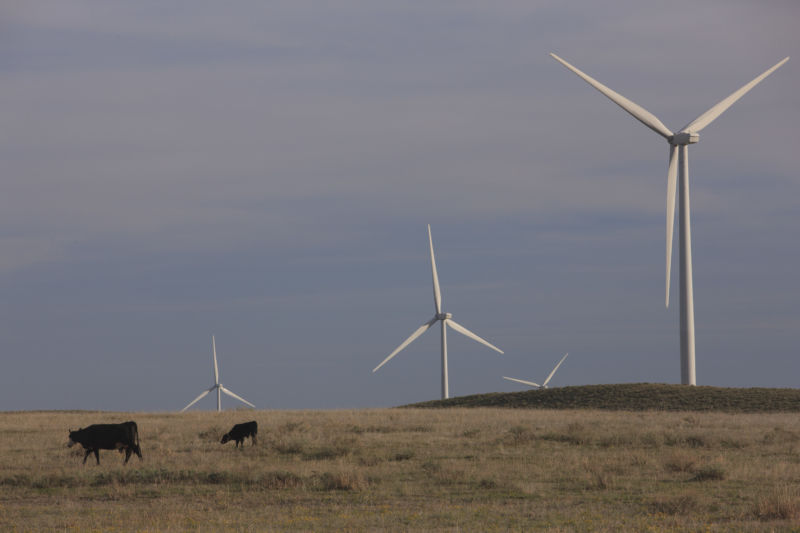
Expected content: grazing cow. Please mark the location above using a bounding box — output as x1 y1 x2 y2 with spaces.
67 421 142 465
221 421 258 448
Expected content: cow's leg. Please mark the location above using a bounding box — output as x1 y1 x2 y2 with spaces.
124 447 132 464
94 449 100 465
83 450 91 465
135 444 142 460
252 434 258 446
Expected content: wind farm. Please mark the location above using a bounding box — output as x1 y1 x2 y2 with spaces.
4 3 796 412
3 1 799 531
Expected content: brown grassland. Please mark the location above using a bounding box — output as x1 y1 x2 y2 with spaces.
1 407 800 531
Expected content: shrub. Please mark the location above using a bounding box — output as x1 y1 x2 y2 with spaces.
421 460 441 475
317 471 368 491
753 486 800 520
664 452 696 473
2 474 81 489
301 437 356 461
650 495 697 515
272 439 304 455
302 445 350 461
197 427 221 440
583 463 613 490
685 435 706 448
277 421 306 434
259 471 304 490
506 426 535 445
478 478 498 489
690 464 726 482
762 427 799 444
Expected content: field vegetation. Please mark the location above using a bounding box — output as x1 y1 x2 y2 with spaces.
2 393 800 530
413 383 800 412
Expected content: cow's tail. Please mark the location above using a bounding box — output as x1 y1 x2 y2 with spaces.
131 421 143 460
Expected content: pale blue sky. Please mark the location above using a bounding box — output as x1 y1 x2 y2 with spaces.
1 1 798 410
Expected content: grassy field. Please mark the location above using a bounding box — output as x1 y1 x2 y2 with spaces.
2 402 800 531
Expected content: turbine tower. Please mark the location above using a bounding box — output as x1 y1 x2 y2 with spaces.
550 53 789 385
181 336 256 412
373 225 503 399
503 353 569 389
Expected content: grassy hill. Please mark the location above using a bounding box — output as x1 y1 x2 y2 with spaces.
409 383 800 412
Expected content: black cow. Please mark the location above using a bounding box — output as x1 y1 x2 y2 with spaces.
221 421 258 448
67 421 142 465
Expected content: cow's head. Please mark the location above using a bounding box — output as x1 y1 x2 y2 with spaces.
220 433 231 444
67 427 82 447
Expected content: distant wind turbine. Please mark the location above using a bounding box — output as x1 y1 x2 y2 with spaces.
373 225 503 399
503 353 569 389
550 53 789 386
181 336 255 412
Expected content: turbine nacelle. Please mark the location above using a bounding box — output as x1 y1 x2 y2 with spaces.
436 312 453 320
669 132 699 146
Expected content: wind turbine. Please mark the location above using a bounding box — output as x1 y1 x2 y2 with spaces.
503 353 569 389
550 53 789 386
181 336 255 412
373 225 504 399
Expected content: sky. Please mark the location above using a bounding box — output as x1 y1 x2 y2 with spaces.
1 1 798 411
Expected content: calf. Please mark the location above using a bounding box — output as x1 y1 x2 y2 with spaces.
221 421 258 448
67 421 143 465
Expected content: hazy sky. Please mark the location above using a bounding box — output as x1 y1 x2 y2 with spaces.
2 1 798 411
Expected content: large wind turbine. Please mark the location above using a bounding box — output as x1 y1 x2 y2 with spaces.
181 336 255 412
373 225 503 399
550 53 789 385
503 352 569 389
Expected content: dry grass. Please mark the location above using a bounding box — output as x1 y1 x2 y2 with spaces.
1 408 800 531
753 485 800 521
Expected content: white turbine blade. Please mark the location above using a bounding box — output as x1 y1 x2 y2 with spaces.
221 386 256 408
212 335 219 385
503 376 541 388
681 57 789 134
665 145 678 308
428 224 442 314
373 316 438 372
181 388 211 412
446 319 504 354
542 353 569 387
550 53 673 139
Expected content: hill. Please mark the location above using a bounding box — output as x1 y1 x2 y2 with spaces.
408 383 800 412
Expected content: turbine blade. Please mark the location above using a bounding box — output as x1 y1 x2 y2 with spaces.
212 335 219 385
221 386 256 408
373 316 438 372
550 53 673 139
680 57 789 134
542 353 569 387
503 376 541 388
428 224 442 315
446 319 504 354
665 145 678 308
181 389 211 412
